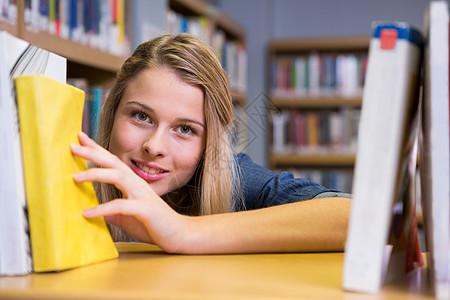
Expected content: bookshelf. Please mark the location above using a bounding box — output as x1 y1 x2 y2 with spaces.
267 35 370 192
0 0 132 87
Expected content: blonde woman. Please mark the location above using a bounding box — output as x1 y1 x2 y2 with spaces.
71 33 352 254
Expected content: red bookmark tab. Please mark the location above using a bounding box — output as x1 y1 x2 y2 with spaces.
380 29 398 50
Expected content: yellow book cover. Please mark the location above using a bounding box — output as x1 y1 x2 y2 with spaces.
15 75 118 273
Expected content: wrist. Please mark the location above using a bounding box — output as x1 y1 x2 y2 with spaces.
157 213 197 254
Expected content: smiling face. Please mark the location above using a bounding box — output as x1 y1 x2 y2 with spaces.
109 67 206 196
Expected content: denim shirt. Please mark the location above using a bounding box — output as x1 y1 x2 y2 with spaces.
234 153 350 211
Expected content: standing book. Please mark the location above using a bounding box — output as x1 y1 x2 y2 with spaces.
15 75 118 272
0 31 66 276
342 22 423 293
420 1 450 298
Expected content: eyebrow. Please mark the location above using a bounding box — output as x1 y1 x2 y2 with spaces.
175 118 205 129
125 100 155 113
124 100 205 128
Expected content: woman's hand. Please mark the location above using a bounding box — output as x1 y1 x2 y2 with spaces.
71 131 188 253
70 132 350 255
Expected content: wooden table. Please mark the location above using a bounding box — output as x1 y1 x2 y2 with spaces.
0 243 435 299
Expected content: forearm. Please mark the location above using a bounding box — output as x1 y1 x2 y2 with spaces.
174 197 351 254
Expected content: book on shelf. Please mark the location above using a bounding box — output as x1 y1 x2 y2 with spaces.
280 168 354 193
0 1 17 25
270 107 360 155
269 51 367 98
67 78 109 141
0 30 66 276
167 10 214 46
166 8 247 94
24 0 130 56
15 74 118 272
342 21 424 293
87 86 105 141
420 1 450 298
231 103 249 153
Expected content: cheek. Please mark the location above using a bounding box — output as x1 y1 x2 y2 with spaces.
172 139 204 174
109 121 142 158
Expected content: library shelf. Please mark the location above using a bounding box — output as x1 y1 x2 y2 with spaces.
170 0 246 41
269 97 363 109
20 30 127 73
268 35 369 53
267 35 369 190
1 0 132 86
270 153 356 168
0 21 17 37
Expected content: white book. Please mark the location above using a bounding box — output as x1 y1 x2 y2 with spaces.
294 56 306 96
0 31 66 276
308 52 320 97
421 1 450 299
342 22 423 293
272 110 288 154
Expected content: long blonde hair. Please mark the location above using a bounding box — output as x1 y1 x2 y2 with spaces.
95 34 241 240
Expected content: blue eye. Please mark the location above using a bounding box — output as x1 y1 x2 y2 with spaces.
178 125 195 135
132 111 149 122
181 125 190 134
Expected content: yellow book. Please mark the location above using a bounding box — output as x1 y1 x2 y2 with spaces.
117 0 124 44
15 75 118 273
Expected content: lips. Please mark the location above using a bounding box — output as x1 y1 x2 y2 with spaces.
130 160 169 181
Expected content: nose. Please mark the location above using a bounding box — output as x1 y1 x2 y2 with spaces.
142 128 168 157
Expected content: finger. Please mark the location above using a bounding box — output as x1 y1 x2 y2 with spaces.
83 199 148 219
102 215 122 227
73 168 137 197
76 131 118 162
105 215 154 243
77 131 102 149
103 215 154 244
71 142 125 171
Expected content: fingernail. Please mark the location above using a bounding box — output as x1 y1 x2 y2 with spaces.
71 143 81 150
79 131 90 138
83 208 95 218
72 172 80 181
